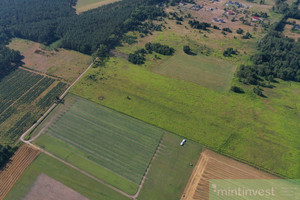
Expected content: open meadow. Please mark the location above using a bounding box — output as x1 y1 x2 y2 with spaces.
75 0 121 14
32 94 163 194
8 38 92 83
0 69 67 145
4 153 129 200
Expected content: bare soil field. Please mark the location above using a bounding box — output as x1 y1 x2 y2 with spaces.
0 145 40 200
181 150 277 200
23 173 88 200
8 38 91 83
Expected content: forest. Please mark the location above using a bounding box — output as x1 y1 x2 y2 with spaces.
0 0 169 78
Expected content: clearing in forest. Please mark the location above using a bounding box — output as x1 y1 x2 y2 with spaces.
75 0 121 14
0 145 40 200
33 94 163 195
8 38 92 83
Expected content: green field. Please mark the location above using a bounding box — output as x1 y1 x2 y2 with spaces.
138 133 202 200
71 55 300 178
0 69 67 145
33 94 163 194
5 153 129 200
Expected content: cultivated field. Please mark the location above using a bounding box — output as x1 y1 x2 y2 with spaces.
283 18 300 39
8 38 92 82
33 94 163 194
0 69 67 145
23 174 88 200
5 153 129 200
75 0 121 14
138 133 202 200
181 150 277 200
0 145 40 200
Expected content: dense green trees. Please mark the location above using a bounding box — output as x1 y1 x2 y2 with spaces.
128 42 175 64
188 20 211 30
0 46 22 79
0 145 17 169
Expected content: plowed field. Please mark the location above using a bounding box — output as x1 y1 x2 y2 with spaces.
0 145 40 200
181 150 277 200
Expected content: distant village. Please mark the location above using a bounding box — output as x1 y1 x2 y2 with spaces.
177 0 266 25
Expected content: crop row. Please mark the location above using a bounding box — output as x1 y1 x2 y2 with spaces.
37 82 67 108
0 69 43 114
18 77 55 104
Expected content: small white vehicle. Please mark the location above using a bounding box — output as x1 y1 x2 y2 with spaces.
180 139 186 146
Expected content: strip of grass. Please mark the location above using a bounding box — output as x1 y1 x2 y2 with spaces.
71 56 300 178
5 153 130 200
35 134 139 195
139 133 202 200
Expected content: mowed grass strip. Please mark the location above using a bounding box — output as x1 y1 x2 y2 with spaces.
4 153 130 200
138 133 202 200
35 134 138 195
36 95 163 184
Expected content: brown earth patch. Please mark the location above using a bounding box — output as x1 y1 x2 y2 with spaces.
0 145 40 200
181 150 277 200
23 173 88 200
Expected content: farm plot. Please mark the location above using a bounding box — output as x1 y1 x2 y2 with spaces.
181 150 277 200
0 69 67 144
138 133 202 200
0 145 40 200
33 94 163 194
5 153 129 200
8 38 92 83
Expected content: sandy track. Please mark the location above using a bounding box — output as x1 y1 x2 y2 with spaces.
181 150 277 200
0 145 40 200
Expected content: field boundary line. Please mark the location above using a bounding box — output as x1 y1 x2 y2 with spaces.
132 133 164 200
19 66 67 83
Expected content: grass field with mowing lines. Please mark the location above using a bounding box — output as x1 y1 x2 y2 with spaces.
71 55 300 179
33 94 163 193
5 153 129 200
138 133 202 200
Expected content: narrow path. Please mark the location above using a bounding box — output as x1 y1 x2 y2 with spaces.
20 61 94 142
